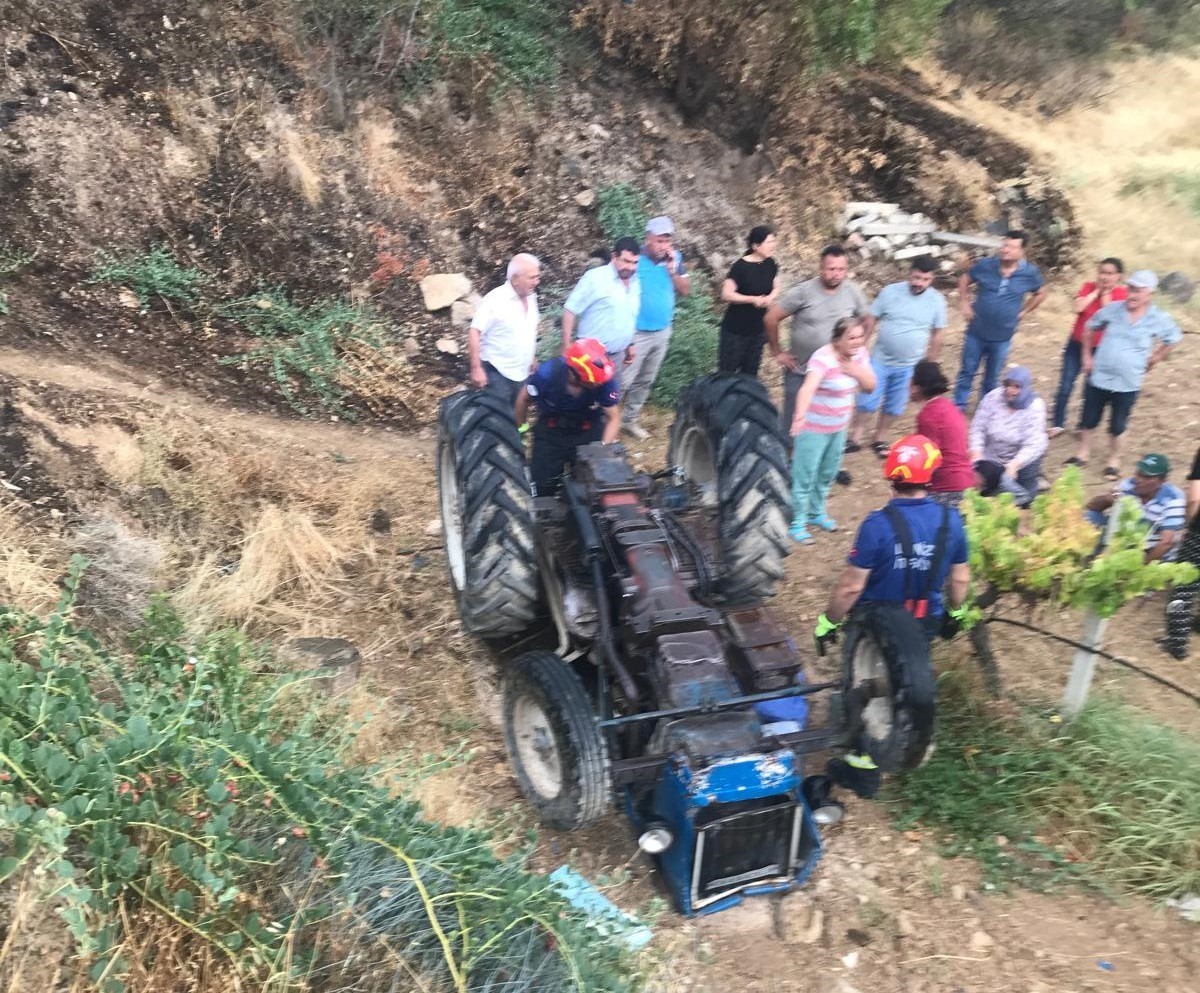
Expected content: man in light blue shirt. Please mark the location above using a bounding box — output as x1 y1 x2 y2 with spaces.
1070 270 1182 477
622 216 691 440
562 237 641 366
848 255 947 455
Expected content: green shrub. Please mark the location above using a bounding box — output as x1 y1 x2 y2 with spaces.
0 566 641 992
649 280 720 409
596 183 654 243
292 0 566 93
91 245 205 307
218 291 385 419
888 673 1200 899
795 0 954 68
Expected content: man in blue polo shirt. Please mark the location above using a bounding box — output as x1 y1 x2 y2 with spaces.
619 216 691 440
953 231 1046 410
562 237 641 366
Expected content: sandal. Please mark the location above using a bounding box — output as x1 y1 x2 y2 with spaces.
1063 456 1088 467
871 441 890 459
835 469 852 486
1047 427 1065 440
1103 466 1120 481
809 514 838 532
843 439 862 454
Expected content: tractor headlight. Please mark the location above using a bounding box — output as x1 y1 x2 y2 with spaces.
637 824 674 854
812 801 845 826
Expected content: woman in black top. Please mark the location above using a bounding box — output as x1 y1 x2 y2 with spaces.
718 225 780 376
1162 447 1200 659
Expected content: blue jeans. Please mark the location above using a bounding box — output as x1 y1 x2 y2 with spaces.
1051 338 1083 430
954 334 1012 411
791 429 847 525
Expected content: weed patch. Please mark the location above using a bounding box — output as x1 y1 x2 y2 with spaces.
887 674 1200 899
0 570 641 993
91 245 205 308
219 290 387 419
1119 168 1200 217
0 243 35 315
596 183 654 243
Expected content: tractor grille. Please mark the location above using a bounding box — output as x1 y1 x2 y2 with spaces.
692 799 803 908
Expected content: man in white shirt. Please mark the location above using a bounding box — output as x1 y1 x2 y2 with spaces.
467 253 541 407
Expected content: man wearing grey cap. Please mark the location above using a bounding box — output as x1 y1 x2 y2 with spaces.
621 216 690 440
1069 270 1182 478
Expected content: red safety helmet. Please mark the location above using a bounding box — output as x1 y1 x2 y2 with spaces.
565 338 615 387
883 434 943 485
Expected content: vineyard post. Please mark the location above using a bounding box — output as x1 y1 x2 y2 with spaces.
1061 497 1134 716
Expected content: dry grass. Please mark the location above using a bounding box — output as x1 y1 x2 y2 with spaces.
174 503 360 630
918 52 1200 290
0 496 65 613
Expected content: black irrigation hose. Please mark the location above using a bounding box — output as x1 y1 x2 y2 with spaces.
984 616 1200 707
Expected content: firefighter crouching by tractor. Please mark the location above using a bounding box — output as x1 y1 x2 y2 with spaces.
515 337 622 494
814 434 972 797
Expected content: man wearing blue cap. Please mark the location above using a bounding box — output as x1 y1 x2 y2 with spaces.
621 216 690 440
1069 270 1182 478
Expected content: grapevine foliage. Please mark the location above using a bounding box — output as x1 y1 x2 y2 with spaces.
963 467 1198 619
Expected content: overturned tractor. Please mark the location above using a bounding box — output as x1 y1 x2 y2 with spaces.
437 374 935 915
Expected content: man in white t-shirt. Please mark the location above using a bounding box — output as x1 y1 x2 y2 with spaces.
467 253 541 407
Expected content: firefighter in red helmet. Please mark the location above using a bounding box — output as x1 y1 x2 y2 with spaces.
515 338 622 493
814 434 972 796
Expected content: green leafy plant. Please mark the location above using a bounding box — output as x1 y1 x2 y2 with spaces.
91 245 205 307
1119 167 1200 217
888 673 1200 898
0 564 641 992
218 291 386 419
596 183 654 243
794 0 954 69
649 280 721 408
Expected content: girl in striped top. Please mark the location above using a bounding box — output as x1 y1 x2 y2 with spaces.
789 318 876 544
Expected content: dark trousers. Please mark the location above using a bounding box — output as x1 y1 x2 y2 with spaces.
1165 529 1200 658
1081 383 1139 436
529 420 602 494
1051 338 1084 430
482 362 523 410
718 329 766 377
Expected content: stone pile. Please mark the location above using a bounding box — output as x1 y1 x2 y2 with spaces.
841 202 1002 263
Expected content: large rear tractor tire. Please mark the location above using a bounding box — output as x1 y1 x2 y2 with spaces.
667 374 791 607
842 603 937 773
502 651 610 830
437 391 539 638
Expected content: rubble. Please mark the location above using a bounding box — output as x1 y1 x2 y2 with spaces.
419 272 473 311
842 203 1002 262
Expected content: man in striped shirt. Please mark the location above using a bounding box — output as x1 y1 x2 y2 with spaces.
1086 453 1186 562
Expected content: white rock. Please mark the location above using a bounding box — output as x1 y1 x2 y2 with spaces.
587 122 611 140
118 288 141 309
840 950 860 969
575 189 596 208
424 518 442 536
969 929 994 952
450 299 476 326
419 273 473 311
435 337 460 355
402 337 420 357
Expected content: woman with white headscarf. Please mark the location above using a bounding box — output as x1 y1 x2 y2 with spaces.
968 366 1048 507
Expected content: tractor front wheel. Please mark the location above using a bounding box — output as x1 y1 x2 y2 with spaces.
841 603 937 773
502 651 610 830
